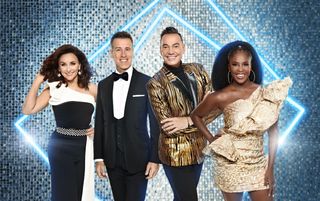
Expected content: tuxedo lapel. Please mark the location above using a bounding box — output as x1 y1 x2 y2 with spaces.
185 72 198 108
105 76 114 119
171 79 193 102
123 68 137 116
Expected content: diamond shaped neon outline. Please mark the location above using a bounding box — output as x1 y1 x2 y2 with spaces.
14 0 161 165
133 4 305 146
14 0 305 172
205 0 305 145
14 2 306 200
14 1 161 200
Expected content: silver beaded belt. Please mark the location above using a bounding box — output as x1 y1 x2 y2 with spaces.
55 127 87 136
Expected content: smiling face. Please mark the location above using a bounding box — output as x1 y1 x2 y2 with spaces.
160 33 185 67
111 38 133 73
58 53 80 83
228 50 252 85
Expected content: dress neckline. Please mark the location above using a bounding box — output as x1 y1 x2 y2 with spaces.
65 86 95 100
222 86 261 111
48 81 95 106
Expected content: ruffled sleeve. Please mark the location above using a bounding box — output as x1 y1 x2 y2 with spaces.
46 81 59 89
47 81 64 105
228 77 292 134
262 77 293 103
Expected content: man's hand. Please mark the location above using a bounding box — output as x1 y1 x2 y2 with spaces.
161 117 188 135
145 162 159 179
96 161 107 179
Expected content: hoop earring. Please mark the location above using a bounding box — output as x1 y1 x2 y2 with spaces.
250 70 256 82
227 71 232 84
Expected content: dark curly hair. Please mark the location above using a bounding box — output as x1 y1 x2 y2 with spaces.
39 44 92 89
211 41 263 90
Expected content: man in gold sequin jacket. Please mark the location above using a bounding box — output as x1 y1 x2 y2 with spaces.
147 27 220 201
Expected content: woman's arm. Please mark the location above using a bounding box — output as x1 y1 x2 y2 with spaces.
265 120 279 196
22 74 50 115
88 83 98 100
191 92 221 142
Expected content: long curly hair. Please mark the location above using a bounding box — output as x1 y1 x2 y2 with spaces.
39 44 92 89
211 41 263 90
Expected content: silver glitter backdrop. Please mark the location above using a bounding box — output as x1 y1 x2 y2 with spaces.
1 0 320 200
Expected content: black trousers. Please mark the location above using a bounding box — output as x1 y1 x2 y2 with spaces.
48 132 86 201
106 150 147 201
163 163 203 201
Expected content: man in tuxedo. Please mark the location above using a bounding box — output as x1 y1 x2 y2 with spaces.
94 31 160 201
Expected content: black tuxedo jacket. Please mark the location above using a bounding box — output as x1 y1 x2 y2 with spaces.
94 68 160 173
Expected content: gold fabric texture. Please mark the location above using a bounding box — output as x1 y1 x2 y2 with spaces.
205 77 292 192
147 63 221 166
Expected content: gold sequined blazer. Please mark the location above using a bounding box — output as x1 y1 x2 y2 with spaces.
147 63 220 166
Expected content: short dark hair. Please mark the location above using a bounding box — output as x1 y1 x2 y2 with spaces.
211 41 263 90
40 44 92 89
111 31 133 47
160 27 183 43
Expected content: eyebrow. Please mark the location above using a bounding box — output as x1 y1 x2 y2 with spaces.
59 60 77 63
162 42 180 46
113 46 131 49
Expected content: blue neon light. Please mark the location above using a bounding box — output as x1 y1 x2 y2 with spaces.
14 0 306 170
134 9 167 52
206 0 281 79
120 5 306 145
205 0 305 142
134 6 222 54
165 7 222 50
14 115 49 164
88 0 161 61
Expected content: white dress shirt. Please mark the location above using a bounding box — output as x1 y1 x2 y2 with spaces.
95 66 133 163
113 66 133 119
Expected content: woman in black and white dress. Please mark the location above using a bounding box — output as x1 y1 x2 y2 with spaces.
23 44 97 201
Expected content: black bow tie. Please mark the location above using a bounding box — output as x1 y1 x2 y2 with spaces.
113 72 128 81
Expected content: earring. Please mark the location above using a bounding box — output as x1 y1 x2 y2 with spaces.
58 72 61 77
78 70 81 75
250 70 256 82
227 71 233 84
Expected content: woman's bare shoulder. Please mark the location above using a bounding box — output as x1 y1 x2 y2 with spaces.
210 86 235 102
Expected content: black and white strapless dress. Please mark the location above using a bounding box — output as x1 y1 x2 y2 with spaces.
47 81 95 201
